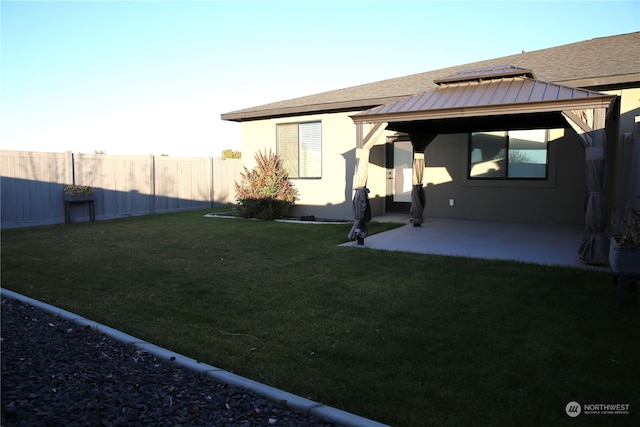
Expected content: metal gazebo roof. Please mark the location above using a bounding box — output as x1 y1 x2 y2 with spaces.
351 65 616 129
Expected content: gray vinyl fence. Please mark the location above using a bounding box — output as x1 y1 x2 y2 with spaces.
0 151 242 229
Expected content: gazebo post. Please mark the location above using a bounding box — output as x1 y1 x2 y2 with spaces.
348 122 386 245
408 132 436 226
563 107 610 265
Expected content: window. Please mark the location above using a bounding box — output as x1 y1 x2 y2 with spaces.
469 129 548 179
277 121 322 178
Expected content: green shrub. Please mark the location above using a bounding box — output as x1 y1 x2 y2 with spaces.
234 150 299 220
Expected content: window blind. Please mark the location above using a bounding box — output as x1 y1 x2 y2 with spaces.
277 124 299 178
299 122 321 177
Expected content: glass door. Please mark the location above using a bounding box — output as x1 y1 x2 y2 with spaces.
385 138 413 212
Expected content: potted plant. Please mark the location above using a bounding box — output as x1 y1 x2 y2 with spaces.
609 207 640 276
63 185 95 201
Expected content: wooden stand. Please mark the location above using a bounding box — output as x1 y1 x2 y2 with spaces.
64 197 95 223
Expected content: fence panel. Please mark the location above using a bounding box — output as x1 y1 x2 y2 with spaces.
1 151 241 228
154 156 211 213
74 153 154 219
1 151 72 226
213 158 242 204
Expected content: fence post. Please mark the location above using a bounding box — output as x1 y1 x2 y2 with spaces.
150 154 156 214
66 151 74 185
208 157 214 208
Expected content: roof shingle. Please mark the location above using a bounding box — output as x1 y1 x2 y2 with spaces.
221 32 640 122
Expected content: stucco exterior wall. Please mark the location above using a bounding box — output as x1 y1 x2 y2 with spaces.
608 88 640 219
241 111 388 220
419 129 586 224
611 88 640 135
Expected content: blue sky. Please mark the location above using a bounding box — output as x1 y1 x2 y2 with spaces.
2 0 638 157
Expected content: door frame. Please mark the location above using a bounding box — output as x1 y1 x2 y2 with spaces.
385 135 412 213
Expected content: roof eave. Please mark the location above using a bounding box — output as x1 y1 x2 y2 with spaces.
556 72 640 89
221 96 408 122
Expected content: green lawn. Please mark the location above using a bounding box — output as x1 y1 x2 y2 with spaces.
2 209 638 426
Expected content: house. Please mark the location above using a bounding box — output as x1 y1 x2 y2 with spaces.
222 32 640 264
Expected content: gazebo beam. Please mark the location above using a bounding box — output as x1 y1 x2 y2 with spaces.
563 110 593 134
357 122 387 150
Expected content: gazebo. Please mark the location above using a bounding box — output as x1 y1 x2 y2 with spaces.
349 65 617 265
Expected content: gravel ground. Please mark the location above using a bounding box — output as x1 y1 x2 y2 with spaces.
1 297 345 427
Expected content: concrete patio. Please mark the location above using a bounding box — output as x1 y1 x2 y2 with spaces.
343 214 610 270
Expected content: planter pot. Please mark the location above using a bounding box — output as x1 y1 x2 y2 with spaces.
64 194 94 202
609 237 640 276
